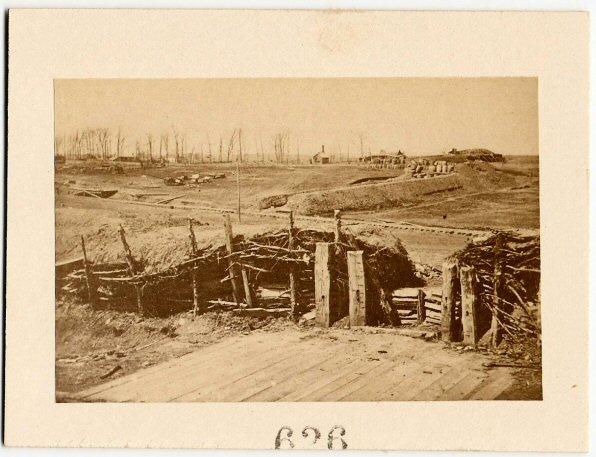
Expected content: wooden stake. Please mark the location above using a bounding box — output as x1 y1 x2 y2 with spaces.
314 242 335 327
223 214 243 305
118 225 144 315
460 265 479 346
347 250 366 326
333 209 342 245
288 211 298 320
80 235 97 306
417 289 426 325
188 219 200 318
236 160 241 222
491 232 504 348
441 261 458 342
241 268 253 307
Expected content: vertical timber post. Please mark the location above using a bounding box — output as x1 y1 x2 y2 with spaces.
347 250 366 326
491 232 504 348
80 235 97 306
315 242 335 327
460 265 479 346
188 219 201 318
334 209 342 248
118 225 144 315
223 213 243 305
288 211 298 320
417 289 426 325
441 261 458 342
241 268 253 307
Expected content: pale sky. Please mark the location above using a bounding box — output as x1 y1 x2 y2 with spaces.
54 78 538 158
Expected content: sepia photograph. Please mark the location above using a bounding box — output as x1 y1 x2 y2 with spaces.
54 77 542 402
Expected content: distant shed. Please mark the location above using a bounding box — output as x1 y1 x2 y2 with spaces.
311 145 330 164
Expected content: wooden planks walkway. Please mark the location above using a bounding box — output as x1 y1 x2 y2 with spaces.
76 328 515 402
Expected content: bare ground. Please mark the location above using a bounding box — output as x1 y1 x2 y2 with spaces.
55 158 541 399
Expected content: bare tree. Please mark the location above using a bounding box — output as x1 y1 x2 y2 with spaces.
54 136 63 157
226 130 237 162
97 128 110 159
116 128 126 157
207 138 212 163
135 140 143 160
238 129 243 163
146 133 155 161
218 135 223 162
173 128 181 162
273 131 290 164
160 132 169 159
358 132 366 159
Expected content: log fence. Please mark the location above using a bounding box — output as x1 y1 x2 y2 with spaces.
62 212 539 347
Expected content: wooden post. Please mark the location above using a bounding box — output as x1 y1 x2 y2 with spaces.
236 160 241 222
417 289 426 325
241 268 253 307
118 224 136 274
460 265 479 346
333 209 342 245
118 225 143 315
223 214 243 305
490 232 504 348
347 250 366 326
188 219 200 318
288 211 298 320
441 261 458 342
80 235 97 306
315 242 335 327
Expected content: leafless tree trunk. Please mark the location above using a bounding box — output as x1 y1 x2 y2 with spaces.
226 130 237 162
273 131 290 164
116 128 126 157
146 133 155 161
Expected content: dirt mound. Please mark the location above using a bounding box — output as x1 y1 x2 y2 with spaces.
258 194 289 210
454 162 517 191
289 174 463 216
286 162 521 216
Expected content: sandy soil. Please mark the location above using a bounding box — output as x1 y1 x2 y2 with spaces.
56 300 292 396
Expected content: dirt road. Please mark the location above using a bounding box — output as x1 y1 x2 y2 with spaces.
74 327 515 402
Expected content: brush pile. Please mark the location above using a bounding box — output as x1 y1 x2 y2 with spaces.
453 232 541 343
59 225 419 320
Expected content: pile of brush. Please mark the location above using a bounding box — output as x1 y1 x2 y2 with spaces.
453 232 541 343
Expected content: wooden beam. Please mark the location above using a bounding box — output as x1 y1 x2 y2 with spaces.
156 193 187 205
241 268 254 307
441 261 458 342
334 209 342 245
80 236 97 306
491 232 504 348
347 250 366 327
118 225 144 315
223 214 243 305
288 211 298 320
460 265 479 346
314 242 335 327
417 289 426 325
188 219 201 318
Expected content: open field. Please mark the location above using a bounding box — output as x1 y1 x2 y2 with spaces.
55 156 541 400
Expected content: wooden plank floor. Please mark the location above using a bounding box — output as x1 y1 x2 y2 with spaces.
76 328 515 402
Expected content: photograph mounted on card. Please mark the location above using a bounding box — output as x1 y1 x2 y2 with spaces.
5 9 588 451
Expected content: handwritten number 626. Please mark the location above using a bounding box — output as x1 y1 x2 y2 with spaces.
275 426 347 449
